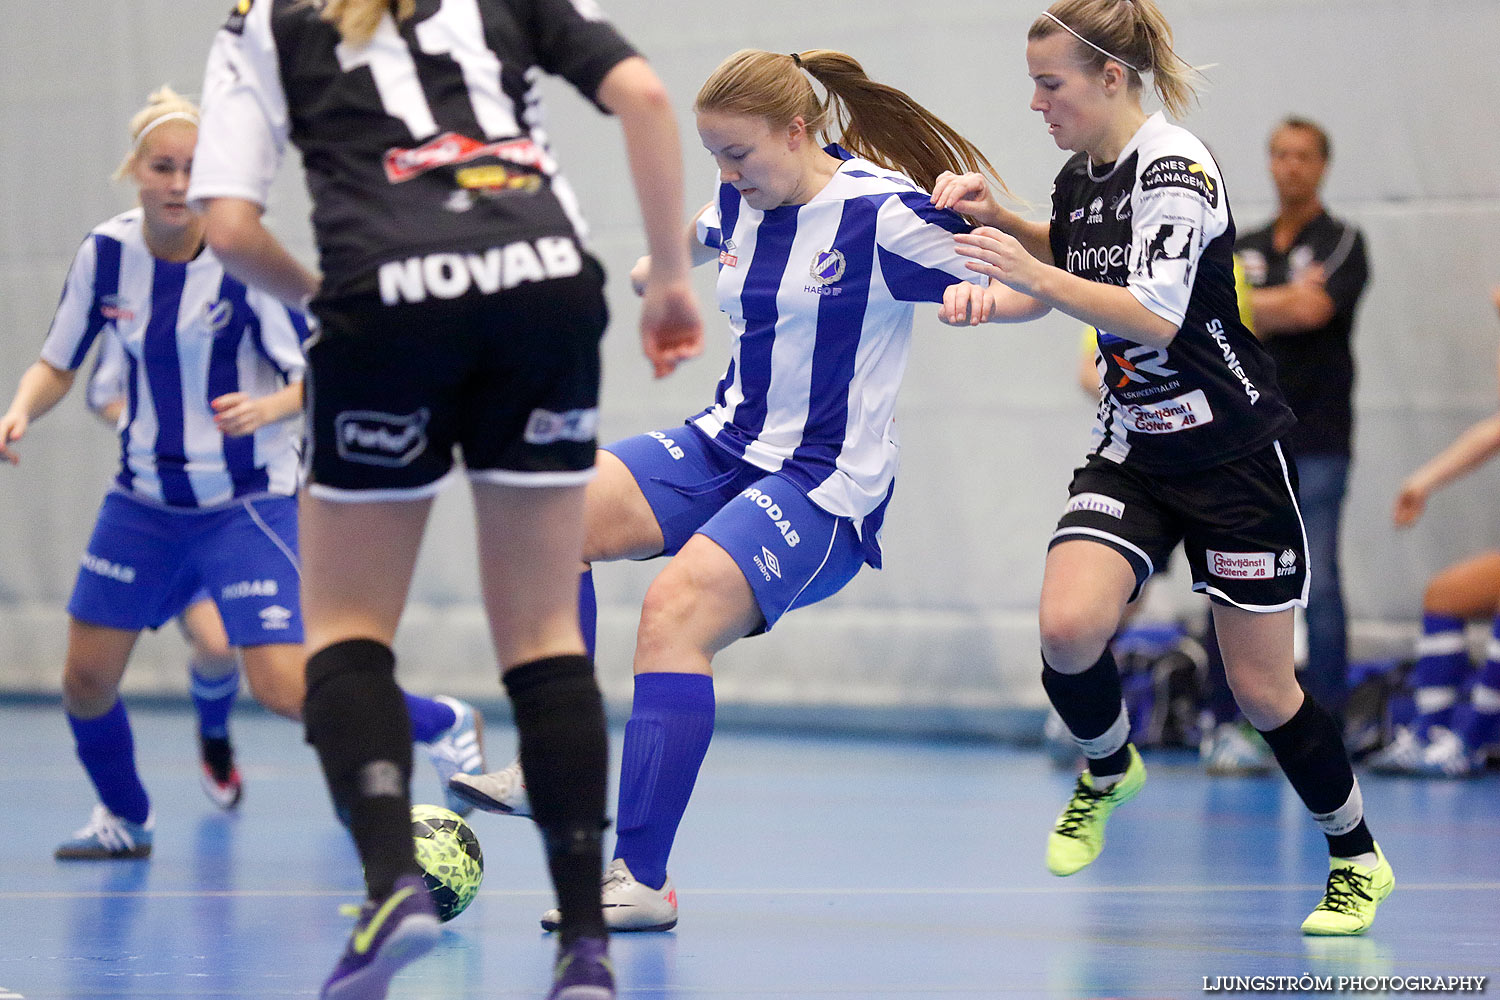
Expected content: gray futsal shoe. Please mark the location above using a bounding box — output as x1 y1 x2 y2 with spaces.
541 858 678 932
447 756 530 817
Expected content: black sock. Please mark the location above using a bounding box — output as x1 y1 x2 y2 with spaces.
505 654 609 945
1257 693 1375 858
304 639 417 899
1042 650 1132 778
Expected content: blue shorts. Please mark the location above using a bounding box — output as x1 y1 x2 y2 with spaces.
68 491 304 646
605 425 866 631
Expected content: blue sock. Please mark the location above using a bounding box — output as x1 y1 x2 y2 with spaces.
612 672 715 890
189 662 240 740
579 569 597 661
404 691 456 743
1459 626 1500 750
1413 613 1468 737
68 700 150 824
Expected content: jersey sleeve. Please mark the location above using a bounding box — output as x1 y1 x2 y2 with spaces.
694 200 722 250
1125 152 1229 328
1317 225 1369 317
247 289 311 382
39 235 107 372
522 0 639 113
874 192 985 304
187 0 290 211
85 333 128 415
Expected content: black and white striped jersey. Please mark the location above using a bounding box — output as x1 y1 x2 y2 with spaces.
189 0 636 298
1049 113 1295 474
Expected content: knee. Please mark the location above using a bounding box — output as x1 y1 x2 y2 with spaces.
242 646 306 721
1038 603 1114 671
635 575 700 660
61 660 119 715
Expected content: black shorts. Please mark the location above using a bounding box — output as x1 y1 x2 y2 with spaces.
1049 441 1309 611
305 256 607 498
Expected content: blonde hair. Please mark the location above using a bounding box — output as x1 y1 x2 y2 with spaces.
321 0 415 46
695 49 1005 196
1029 0 1199 119
114 86 200 181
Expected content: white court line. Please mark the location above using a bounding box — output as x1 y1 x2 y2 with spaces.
1 882 1496 901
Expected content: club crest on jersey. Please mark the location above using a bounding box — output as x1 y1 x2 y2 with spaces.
1140 155 1219 208
1086 196 1104 224
719 238 738 268
203 299 234 334
805 249 846 295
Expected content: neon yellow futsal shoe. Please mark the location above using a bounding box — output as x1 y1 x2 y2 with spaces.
1046 744 1146 876
1301 843 1395 935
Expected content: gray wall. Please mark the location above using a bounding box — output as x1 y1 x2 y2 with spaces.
2 1 1498 721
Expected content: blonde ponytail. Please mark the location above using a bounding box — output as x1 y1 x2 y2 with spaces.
695 49 1005 196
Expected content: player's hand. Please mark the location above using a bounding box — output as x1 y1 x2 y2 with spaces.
1392 479 1428 527
640 277 703 379
629 255 652 297
931 171 999 225
0 411 28 465
211 392 270 437
954 228 1041 294
939 282 994 326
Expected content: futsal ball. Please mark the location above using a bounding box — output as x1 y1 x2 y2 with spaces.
411 804 484 922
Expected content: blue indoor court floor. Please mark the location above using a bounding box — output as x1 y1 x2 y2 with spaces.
0 702 1495 999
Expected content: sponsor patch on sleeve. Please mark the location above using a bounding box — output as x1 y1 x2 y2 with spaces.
1140 156 1218 208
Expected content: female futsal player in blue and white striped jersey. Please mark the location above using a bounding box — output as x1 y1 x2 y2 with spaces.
86 334 248 810
0 88 484 861
452 47 1003 934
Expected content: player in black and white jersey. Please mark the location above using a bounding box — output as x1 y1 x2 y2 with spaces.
188 1 702 997
931 0 1392 935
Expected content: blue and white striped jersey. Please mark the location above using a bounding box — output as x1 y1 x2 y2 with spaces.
42 209 311 508
692 146 981 554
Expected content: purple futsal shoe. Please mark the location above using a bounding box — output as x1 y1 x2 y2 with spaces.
547 935 615 1000
321 874 440 1000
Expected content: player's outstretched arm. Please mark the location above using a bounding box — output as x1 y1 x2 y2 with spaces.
598 56 703 378
931 171 1053 264
0 360 75 465
1393 412 1500 528
938 280 1050 327
201 198 321 309
955 228 1175 347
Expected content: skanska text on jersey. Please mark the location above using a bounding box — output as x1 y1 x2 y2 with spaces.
378 237 582 305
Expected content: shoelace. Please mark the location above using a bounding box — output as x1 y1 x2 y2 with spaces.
1054 778 1108 838
1314 866 1373 915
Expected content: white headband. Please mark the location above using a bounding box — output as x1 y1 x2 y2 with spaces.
1041 11 1141 72
133 110 199 150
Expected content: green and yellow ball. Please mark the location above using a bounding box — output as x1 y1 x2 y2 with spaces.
411 804 484 922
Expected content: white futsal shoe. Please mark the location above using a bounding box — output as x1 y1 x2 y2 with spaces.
541 858 678 933
447 756 531 817
425 696 485 817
